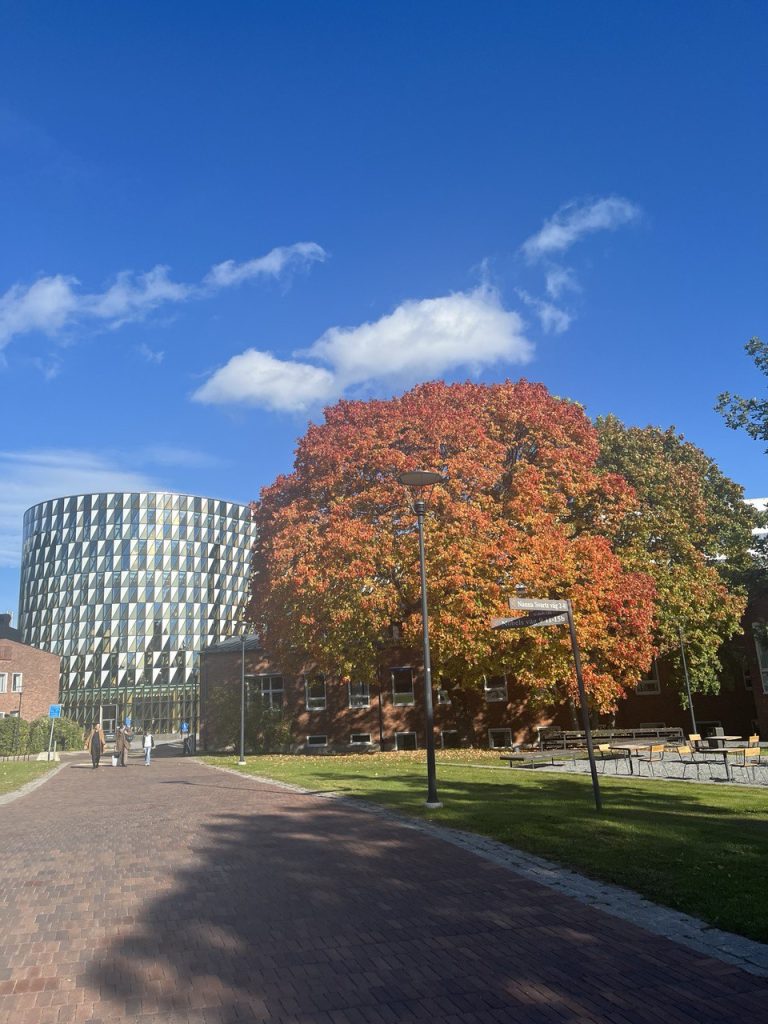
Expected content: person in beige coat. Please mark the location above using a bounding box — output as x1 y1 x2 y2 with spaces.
84 723 106 769
115 725 130 767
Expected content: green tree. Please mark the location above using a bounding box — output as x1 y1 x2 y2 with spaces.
595 415 756 697
716 337 768 445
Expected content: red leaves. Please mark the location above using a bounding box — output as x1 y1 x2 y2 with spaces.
252 380 658 711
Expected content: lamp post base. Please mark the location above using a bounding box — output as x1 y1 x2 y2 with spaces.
237 759 247 765
425 800 443 809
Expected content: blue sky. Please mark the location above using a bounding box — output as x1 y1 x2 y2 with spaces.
1 1 767 617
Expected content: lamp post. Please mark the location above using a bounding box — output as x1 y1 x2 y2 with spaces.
239 631 247 765
679 625 698 736
397 470 446 809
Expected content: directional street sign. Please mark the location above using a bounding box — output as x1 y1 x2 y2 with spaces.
492 613 569 630
48 704 62 719
508 597 569 612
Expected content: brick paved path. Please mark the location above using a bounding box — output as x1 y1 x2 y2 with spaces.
1 753 766 1024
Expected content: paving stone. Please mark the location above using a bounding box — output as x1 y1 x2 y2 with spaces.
1 753 767 1023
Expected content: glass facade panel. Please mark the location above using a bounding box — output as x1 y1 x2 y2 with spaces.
19 492 256 731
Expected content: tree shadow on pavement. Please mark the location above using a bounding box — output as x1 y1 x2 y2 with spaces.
86 774 767 1024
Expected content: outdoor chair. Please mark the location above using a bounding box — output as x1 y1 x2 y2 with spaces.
747 734 760 747
596 743 617 774
729 746 764 785
673 743 710 781
688 733 703 752
637 743 667 777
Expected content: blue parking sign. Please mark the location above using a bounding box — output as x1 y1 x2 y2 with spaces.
180 721 189 733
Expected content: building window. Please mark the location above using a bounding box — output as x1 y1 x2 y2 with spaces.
743 665 754 691
0 673 6 693
437 686 451 704
635 660 660 695
305 675 326 711
350 733 372 745
440 730 460 749
395 731 417 751
306 735 327 747
484 675 507 702
0 645 10 660
349 680 370 708
392 667 414 705
488 728 512 748
11 673 22 693
248 674 284 710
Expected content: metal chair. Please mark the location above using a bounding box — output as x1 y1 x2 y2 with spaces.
637 743 667 777
673 743 709 781
730 746 764 785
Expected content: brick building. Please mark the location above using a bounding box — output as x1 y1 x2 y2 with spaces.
200 609 768 752
199 636 545 752
0 613 60 721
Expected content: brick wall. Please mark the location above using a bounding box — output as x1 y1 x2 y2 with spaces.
0 639 60 721
199 646 550 752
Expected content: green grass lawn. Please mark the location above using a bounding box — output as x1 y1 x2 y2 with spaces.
203 749 768 943
0 759 57 796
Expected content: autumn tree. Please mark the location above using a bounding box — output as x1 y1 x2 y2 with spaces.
252 380 656 713
716 337 768 447
595 415 755 696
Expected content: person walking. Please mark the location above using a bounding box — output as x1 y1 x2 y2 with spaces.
115 725 128 767
143 728 154 765
86 722 104 768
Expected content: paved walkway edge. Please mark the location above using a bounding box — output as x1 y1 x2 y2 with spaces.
199 759 768 978
0 759 69 807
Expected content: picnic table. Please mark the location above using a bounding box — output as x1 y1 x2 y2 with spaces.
608 742 666 775
498 752 564 769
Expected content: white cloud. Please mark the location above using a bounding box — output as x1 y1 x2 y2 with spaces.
517 290 573 335
0 449 161 568
544 265 580 300
193 349 337 412
137 343 165 365
193 286 532 412
204 242 327 288
522 197 641 262
0 241 327 352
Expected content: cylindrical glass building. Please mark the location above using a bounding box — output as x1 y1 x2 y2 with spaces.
19 492 256 735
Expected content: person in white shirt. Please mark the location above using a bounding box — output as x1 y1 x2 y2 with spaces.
143 729 154 765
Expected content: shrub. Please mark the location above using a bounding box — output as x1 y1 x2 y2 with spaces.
26 716 84 754
0 717 29 757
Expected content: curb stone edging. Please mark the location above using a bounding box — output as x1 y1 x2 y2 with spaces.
0 759 70 806
199 760 768 978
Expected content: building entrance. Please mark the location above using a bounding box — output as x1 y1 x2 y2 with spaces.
100 703 118 741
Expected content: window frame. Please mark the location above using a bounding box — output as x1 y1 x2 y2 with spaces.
483 674 508 702
11 673 22 693
440 730 460 749
348 680 370 709
394 731 418 751
247 674 284 711
0 673 6 693
350 732 372 745
305 675 327 711
488 728 512 749
306 734 328 747
391 667 415 706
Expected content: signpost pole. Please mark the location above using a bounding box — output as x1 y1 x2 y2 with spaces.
47 718 56 762
566 602 602 813
678 626 697 736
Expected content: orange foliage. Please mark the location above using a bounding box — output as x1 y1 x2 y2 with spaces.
252 380 656 712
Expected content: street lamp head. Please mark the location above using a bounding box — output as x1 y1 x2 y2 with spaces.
397 470 446 489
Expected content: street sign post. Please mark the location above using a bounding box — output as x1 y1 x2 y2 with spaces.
492 598 602 812
47 705 62 761
507 597 569 612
